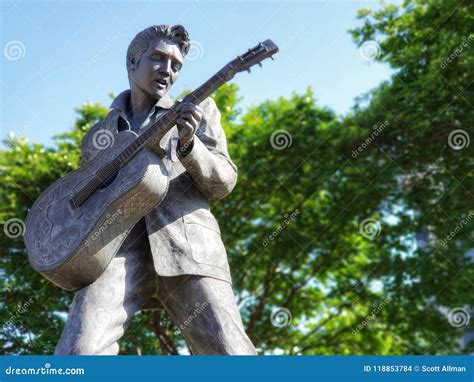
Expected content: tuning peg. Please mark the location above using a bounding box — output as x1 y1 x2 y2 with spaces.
247 68 251 73
258 62 262 67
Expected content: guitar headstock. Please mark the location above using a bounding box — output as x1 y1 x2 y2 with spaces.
226 39 279 77
182 39 279 105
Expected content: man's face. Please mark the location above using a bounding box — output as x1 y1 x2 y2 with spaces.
129 38 184 99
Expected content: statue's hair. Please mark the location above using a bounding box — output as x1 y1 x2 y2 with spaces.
126 25 190 71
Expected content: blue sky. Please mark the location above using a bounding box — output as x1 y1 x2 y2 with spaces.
1 0 400 147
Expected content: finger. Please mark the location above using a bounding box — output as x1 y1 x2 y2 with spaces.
179 104 203 121
179 102 195 109
180 112 199 127
179 102 202 110
176 119 195 134
187 108 202 124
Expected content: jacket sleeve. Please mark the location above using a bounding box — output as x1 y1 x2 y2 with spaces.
177 97 238 200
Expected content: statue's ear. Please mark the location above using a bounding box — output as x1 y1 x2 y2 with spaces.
128 55 137 71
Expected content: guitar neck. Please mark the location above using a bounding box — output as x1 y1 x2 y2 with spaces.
70 39 278 208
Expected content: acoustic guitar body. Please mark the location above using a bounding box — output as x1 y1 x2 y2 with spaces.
24 130 169 291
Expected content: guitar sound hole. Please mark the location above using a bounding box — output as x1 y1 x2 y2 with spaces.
99 171 119 189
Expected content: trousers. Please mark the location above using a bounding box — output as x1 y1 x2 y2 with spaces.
54 219 256 355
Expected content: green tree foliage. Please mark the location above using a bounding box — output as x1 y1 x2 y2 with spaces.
1 102 108 354
1 0 472 355
343 0 473 353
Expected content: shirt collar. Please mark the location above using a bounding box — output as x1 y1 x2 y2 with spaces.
110 89 175 118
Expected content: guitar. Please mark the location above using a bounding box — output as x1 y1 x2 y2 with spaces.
24 39 279 291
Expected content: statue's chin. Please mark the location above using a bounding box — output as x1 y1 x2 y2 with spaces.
150 88 167 100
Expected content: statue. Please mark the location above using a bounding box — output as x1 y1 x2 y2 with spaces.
54 25 257 355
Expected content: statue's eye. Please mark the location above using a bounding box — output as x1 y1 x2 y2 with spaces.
151 53 163 61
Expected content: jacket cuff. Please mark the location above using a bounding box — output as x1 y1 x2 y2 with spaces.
176 138 195 158
177 136 208 172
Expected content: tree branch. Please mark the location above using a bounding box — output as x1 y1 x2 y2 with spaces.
151 311 178 355
246 261 275 336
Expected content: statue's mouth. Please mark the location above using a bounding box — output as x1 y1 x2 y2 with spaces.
155 78 167 89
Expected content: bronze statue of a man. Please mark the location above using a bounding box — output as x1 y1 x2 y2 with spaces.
55 25 256 355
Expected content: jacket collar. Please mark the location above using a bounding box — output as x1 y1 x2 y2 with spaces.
110 89 175 117
109 89 178 155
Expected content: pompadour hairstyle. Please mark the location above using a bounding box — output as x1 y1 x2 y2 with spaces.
126 25 190 71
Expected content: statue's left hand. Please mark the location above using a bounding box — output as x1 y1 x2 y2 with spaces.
176 102 204 146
